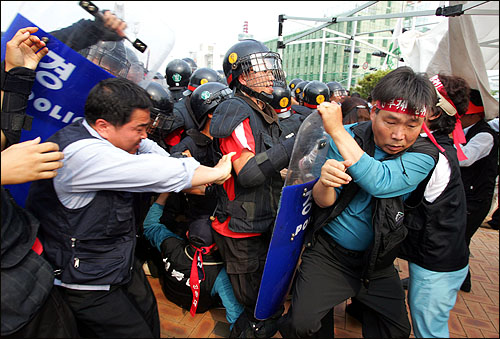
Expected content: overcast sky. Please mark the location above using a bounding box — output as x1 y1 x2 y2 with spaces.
1 1 367 73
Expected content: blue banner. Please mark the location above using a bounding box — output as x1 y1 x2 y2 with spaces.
2 14 114 206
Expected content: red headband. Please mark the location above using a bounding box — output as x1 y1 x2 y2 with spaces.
466 100 485 115
429 75 458 115
429 75 468 161
375 99 427 117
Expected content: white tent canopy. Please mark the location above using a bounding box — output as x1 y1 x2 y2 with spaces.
397 1 499 119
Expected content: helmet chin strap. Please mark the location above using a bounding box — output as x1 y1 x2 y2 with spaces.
236 82 273 104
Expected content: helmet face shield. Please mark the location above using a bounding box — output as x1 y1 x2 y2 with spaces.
333 89 348 98
147 108 170 142
86 42 131 78
240 52 285 90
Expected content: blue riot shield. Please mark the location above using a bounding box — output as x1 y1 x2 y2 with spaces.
255 111 330 320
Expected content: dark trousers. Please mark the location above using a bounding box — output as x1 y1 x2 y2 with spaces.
3 286 79 338
59 257 160 338
465 198 492 246
213 230 283 337
212 230 270 313
278 231 411 338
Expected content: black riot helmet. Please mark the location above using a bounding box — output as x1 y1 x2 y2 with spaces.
326 81 348 102
182 57 198 73
216 70 228 85
82 40 131 78
165 59 192 88
303 81 330 108
140 81 175 143
190 82 233 129
288 78 303 92
222 39 285 103
294 80 309 103
183 67 221 96
270 86 292 113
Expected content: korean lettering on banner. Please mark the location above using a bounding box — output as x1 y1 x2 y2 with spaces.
1 13 113 207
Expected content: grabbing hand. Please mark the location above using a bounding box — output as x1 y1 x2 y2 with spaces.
213 152 236 185
101 10 127 38
317 101 343 137
318 159 353 188
4 27 48 72
1 137 64 185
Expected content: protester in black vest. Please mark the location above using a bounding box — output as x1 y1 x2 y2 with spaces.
1 26 78 338
24 77 234 338
398 74 470 338
278 66 439 338
143 193 244 329
459 89 499 292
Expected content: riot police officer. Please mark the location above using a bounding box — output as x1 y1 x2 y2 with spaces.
182 67 221 97
81 40 131 78
326 81 348 104
270 85 303 140
297 80 330 119
182 57 198 73
165 59 192 103
171 82 234 218
208 39 294 338
291 80 311 118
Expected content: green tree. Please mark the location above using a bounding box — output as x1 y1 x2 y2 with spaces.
353 69 392 100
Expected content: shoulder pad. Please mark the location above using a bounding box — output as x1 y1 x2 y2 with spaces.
209 97 252 138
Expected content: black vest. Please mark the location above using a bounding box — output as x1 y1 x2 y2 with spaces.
171 130 218 218
305 122 439 282
1 188 54 335
211 94 284 233
278 112 303 141
26 121 136 285
158 237 222 313
172 96 199 133
460 119 498 203
399 133 469 272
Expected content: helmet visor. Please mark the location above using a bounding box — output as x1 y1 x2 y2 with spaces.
333 89 348 97
240 52 285 89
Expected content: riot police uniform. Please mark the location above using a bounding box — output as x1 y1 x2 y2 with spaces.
209 39 294 338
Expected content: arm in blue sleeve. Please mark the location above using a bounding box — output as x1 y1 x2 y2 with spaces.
143 203 183 251
211 267 244 326
348 151 435 198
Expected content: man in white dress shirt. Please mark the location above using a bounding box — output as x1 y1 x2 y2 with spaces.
25 77 234 338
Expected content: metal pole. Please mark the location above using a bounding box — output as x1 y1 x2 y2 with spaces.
347 20 357 90
319 29 326 82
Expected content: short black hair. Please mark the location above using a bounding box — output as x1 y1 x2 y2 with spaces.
85 77 152 126
371 66 436 116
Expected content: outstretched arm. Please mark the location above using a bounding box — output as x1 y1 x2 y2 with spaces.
1 135 64 185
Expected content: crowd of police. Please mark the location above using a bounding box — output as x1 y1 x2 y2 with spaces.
1 8 499 339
